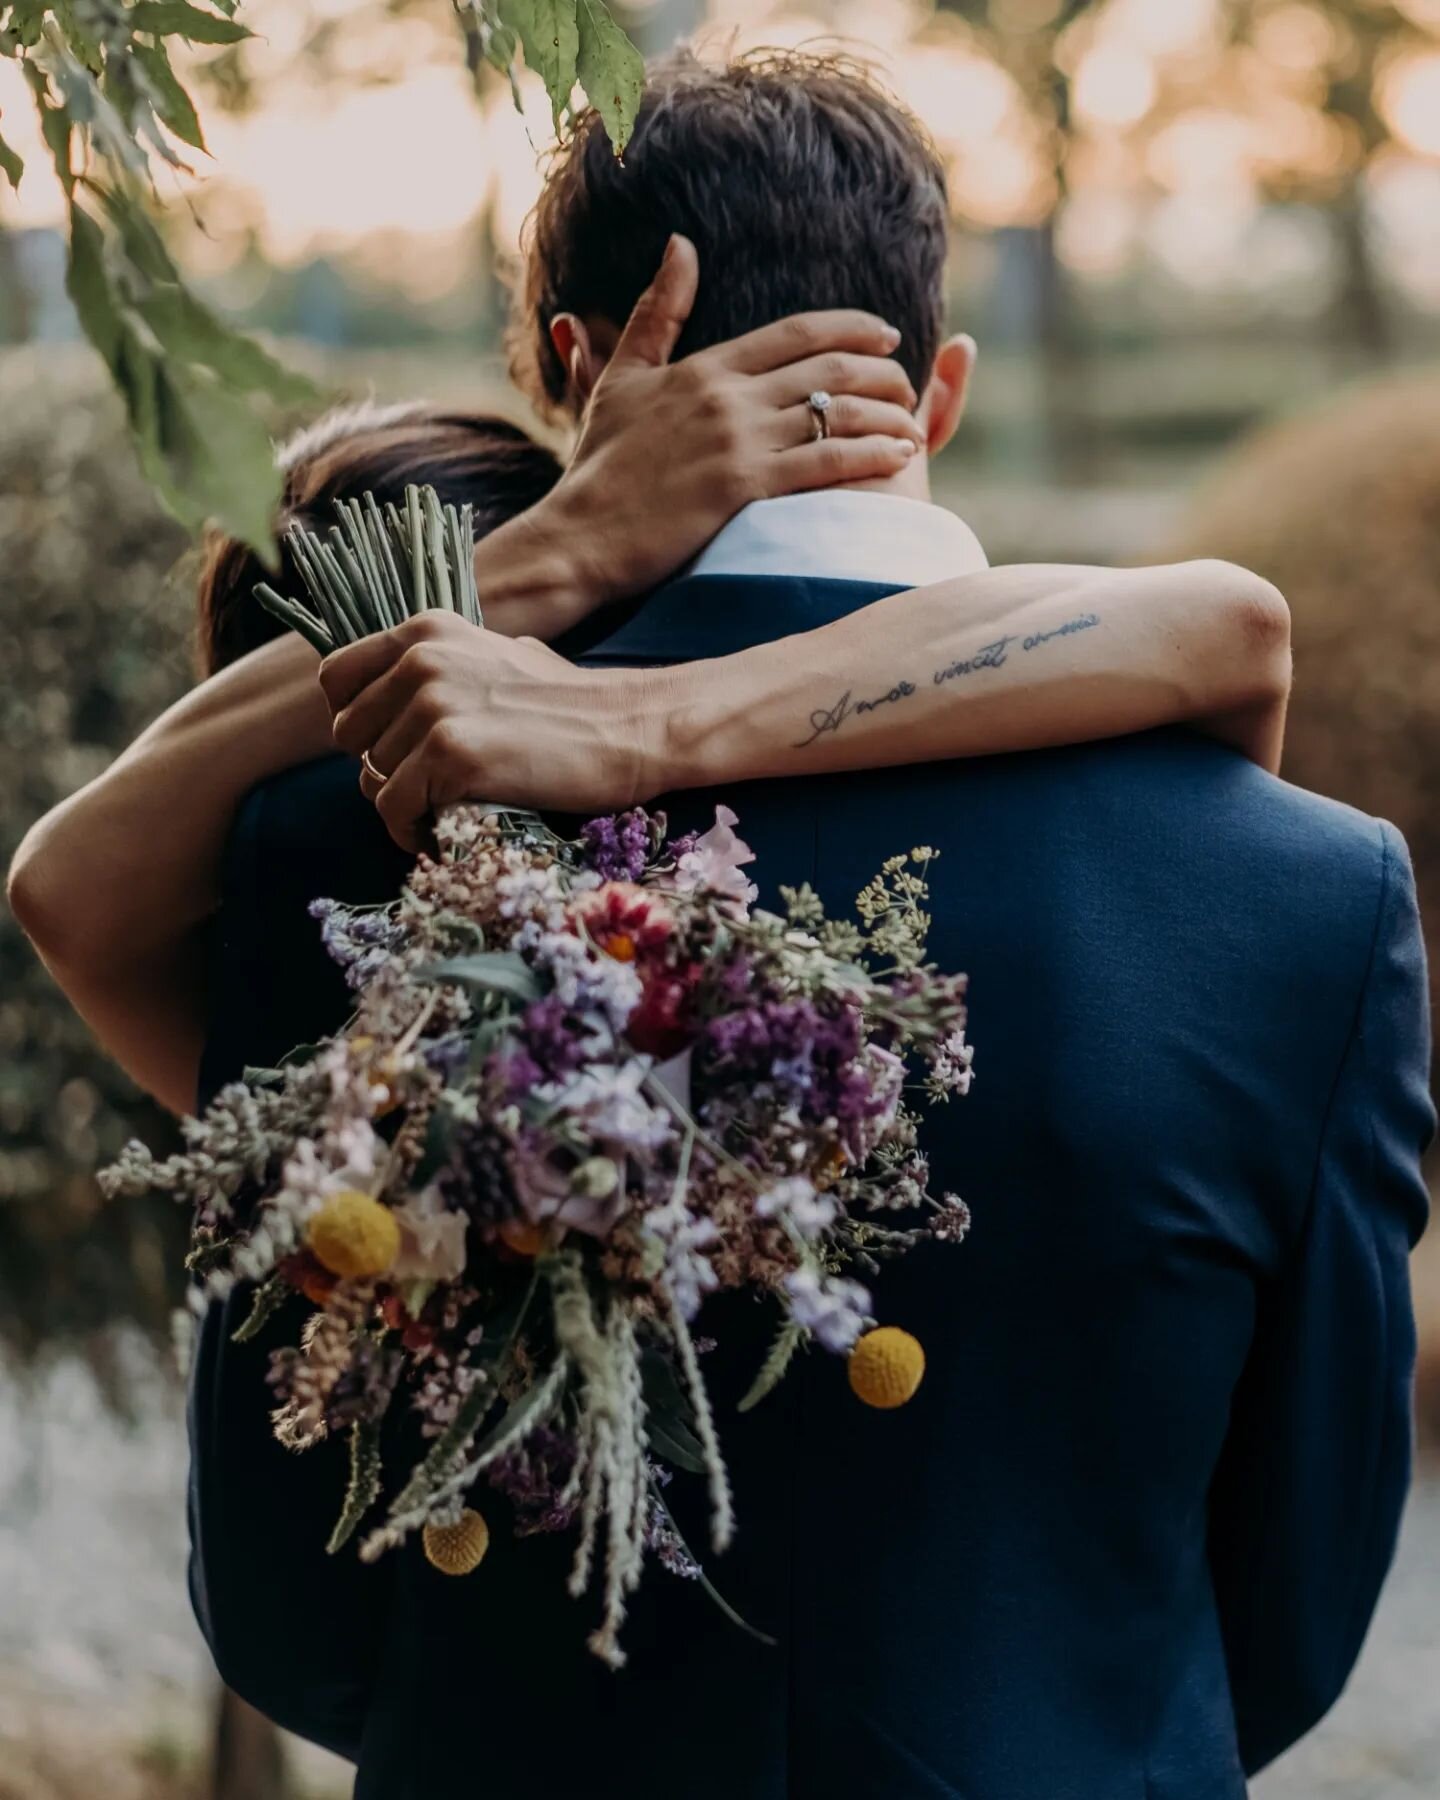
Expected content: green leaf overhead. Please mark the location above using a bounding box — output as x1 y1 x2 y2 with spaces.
129 2 251 44
65 187 308 554
1 0 650 550
575 0 644 155
0 122 22 188
497 0 579 133
131 41 208 152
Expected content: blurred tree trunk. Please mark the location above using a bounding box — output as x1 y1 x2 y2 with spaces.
1330 178 1391 365
0 222 32 343
211 1687 292 1800
1036 63 1092 483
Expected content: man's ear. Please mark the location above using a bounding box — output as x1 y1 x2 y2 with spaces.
548 313 620 410
918 334 978 457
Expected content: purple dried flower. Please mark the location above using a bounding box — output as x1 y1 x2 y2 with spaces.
423 1033 471 1081
309 899 406 991
646 1494 701 1579
436 1119 520 1226
490 1428 579 1536
665 830 699 864
579 808 653 883
519 994 589 1080
327 1334 403 1428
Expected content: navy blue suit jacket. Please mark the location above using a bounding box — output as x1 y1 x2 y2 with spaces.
193 573 1433 1798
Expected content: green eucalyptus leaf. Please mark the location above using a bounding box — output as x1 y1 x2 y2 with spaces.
3 6 47 51
647 1414 708 1476
640 1347 709 1472
640 1347 698 1429
148 362 285 552
0 125 23 189
418 952 541 1005
132 41 207 152
574 0 643 155
497 0 578 132
135 285 314 403
65 202 124 370
130 1 252 44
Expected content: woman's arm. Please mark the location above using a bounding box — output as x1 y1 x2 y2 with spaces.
7 633 333 1113
666 558 1292 784
323 557 1292 848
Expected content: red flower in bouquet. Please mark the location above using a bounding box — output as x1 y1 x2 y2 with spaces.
571 881 676 964
628 960 703 1059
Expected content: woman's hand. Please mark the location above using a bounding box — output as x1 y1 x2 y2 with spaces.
473 235 923 641
323 616 663 850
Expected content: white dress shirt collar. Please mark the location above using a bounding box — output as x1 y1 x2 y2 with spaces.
688 490 989 588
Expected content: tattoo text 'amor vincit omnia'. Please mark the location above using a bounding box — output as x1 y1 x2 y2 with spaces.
794 612 1102 748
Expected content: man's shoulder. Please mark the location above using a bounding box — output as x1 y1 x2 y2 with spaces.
973 727 1390 866
832 728 1400 957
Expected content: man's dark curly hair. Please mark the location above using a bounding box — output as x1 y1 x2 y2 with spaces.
514 46 949 418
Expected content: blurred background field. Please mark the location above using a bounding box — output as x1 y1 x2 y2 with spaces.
4 0 1440 1794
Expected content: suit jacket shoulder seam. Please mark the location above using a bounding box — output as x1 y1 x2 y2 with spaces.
1294 816 1393 1254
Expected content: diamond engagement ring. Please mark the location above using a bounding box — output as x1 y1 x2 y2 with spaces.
807 390 833 440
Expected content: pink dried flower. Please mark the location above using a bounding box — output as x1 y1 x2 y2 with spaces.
673 806 758 909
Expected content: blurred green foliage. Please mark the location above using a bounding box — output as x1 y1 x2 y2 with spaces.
0 345 191 1366
1164 362 1440 1045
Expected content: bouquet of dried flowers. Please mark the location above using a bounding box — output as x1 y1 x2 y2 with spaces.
101 490 975 1665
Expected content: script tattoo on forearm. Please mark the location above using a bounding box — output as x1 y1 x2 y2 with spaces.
793 611 1101 749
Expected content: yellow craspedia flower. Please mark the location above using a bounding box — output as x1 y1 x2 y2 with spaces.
423 1508 490 1576
848 1327 926 1410
306 1189 400 1280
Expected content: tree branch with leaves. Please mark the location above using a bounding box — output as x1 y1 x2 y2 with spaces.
0 0 644 553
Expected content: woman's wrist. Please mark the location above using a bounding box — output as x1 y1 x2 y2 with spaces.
626 659 752 802
472 486 616 643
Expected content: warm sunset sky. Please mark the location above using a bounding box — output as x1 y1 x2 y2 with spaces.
1 0 1438 300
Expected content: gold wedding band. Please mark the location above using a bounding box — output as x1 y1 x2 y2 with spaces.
361 750 388 787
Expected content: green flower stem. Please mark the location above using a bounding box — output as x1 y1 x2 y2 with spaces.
253 584 333 657
648 1481 777 1649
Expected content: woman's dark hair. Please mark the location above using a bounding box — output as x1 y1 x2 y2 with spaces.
195 403 564 675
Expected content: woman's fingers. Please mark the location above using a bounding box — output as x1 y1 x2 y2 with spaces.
320 632 405 713
319 611 460 714
770 433 920 497
332 657 421 755
772 395 925 451
374 751 431 855
364 705 431 788
607 234 700 370
717 310 902 377
764 352 917 413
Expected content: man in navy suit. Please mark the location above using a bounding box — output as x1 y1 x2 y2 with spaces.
192 47 1432 1800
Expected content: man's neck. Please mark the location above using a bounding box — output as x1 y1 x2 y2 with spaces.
834 458 933 503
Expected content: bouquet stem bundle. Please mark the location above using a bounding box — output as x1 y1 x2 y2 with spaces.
254 483 483 655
